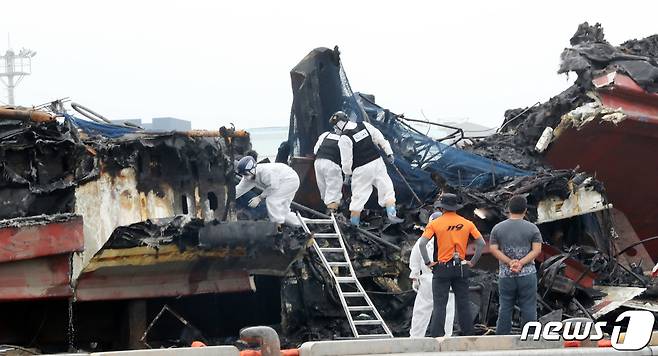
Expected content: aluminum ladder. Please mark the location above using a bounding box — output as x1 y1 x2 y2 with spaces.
297 212 393 339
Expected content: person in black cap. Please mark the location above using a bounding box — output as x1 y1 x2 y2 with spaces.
329 111 403 226
417 193 486 337
313 124 344 213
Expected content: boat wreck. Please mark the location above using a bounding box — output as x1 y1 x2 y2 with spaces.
0 22 656 354
281 24 657 341
469 22 658 265
0 111 309 352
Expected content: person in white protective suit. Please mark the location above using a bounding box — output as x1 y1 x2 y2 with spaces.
330 111 403 226
235 156 301 227
313 129 343 213
409 211 455 337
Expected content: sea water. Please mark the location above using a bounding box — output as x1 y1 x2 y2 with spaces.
248 126 288 162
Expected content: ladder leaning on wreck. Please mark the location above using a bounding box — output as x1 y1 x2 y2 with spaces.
297 213 393 339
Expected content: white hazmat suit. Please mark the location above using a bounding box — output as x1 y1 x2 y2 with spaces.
313 132 343 207
337 121 396 212
409 234 455 337
235 162 301 226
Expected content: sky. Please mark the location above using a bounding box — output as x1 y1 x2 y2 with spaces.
1 0 657 130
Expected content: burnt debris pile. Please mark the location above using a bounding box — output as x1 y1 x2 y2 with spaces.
0 108 235 223
0 21 657 352
0 114 96 219
0 106 313 351
468 21 658 169
283 23 656 341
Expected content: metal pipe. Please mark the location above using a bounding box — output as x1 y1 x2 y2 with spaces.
614 235 658 257
614 259 648 287
396 115 465 134
392 115 463 147
0 107 53 122
356 92 462 138
70 102 112 124
496 102 541 133
571 299 594 320
239 326 280 356
386 160 423 207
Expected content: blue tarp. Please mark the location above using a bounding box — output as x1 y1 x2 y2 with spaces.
296 59 534 208
64 114 139 138
354 94 531 207
424 145 530 190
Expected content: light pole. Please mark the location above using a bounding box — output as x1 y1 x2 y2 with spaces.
0 47 36 106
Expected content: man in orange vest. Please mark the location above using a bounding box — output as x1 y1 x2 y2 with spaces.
418 193 485 337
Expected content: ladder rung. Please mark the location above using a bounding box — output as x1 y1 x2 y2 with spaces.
314 233 339 238
335 277 356 283
343 292 365 297
328 262 350 267
353 320 383 325
303 212 393 340
303 219 333 224
348 306 373 311
320 248 344 253
355 334 392 339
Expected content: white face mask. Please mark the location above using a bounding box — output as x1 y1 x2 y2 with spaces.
334 120 347 133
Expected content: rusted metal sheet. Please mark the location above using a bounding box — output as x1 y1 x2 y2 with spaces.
546 126 658 261
0 215 84 263
535 186 611 224
624 296 658 313
80 245 248 273
75 256 254 301
73 169 178 278
73 160 228 278
546 116 658 246
0 216 81 300
0 107 54 122
0 254 72 300
593 72 658 120
591 285 646 319
290 156 323 211
610 208 654 271
72 216 307 301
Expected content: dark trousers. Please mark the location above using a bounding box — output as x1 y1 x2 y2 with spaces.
429 264 473 337
496 273 537 335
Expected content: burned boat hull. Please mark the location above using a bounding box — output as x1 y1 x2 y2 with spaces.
74 219 309 301
546 72 658 260
0 215 83 300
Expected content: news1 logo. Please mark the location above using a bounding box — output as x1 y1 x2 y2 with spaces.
520 310 655 351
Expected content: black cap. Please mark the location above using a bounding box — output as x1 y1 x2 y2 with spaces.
329 111 348 125
434 193 462 211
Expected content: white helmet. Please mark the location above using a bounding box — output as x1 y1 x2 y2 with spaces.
236 156 256 176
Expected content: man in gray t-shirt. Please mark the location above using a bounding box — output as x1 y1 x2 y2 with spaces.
489 195 542 335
